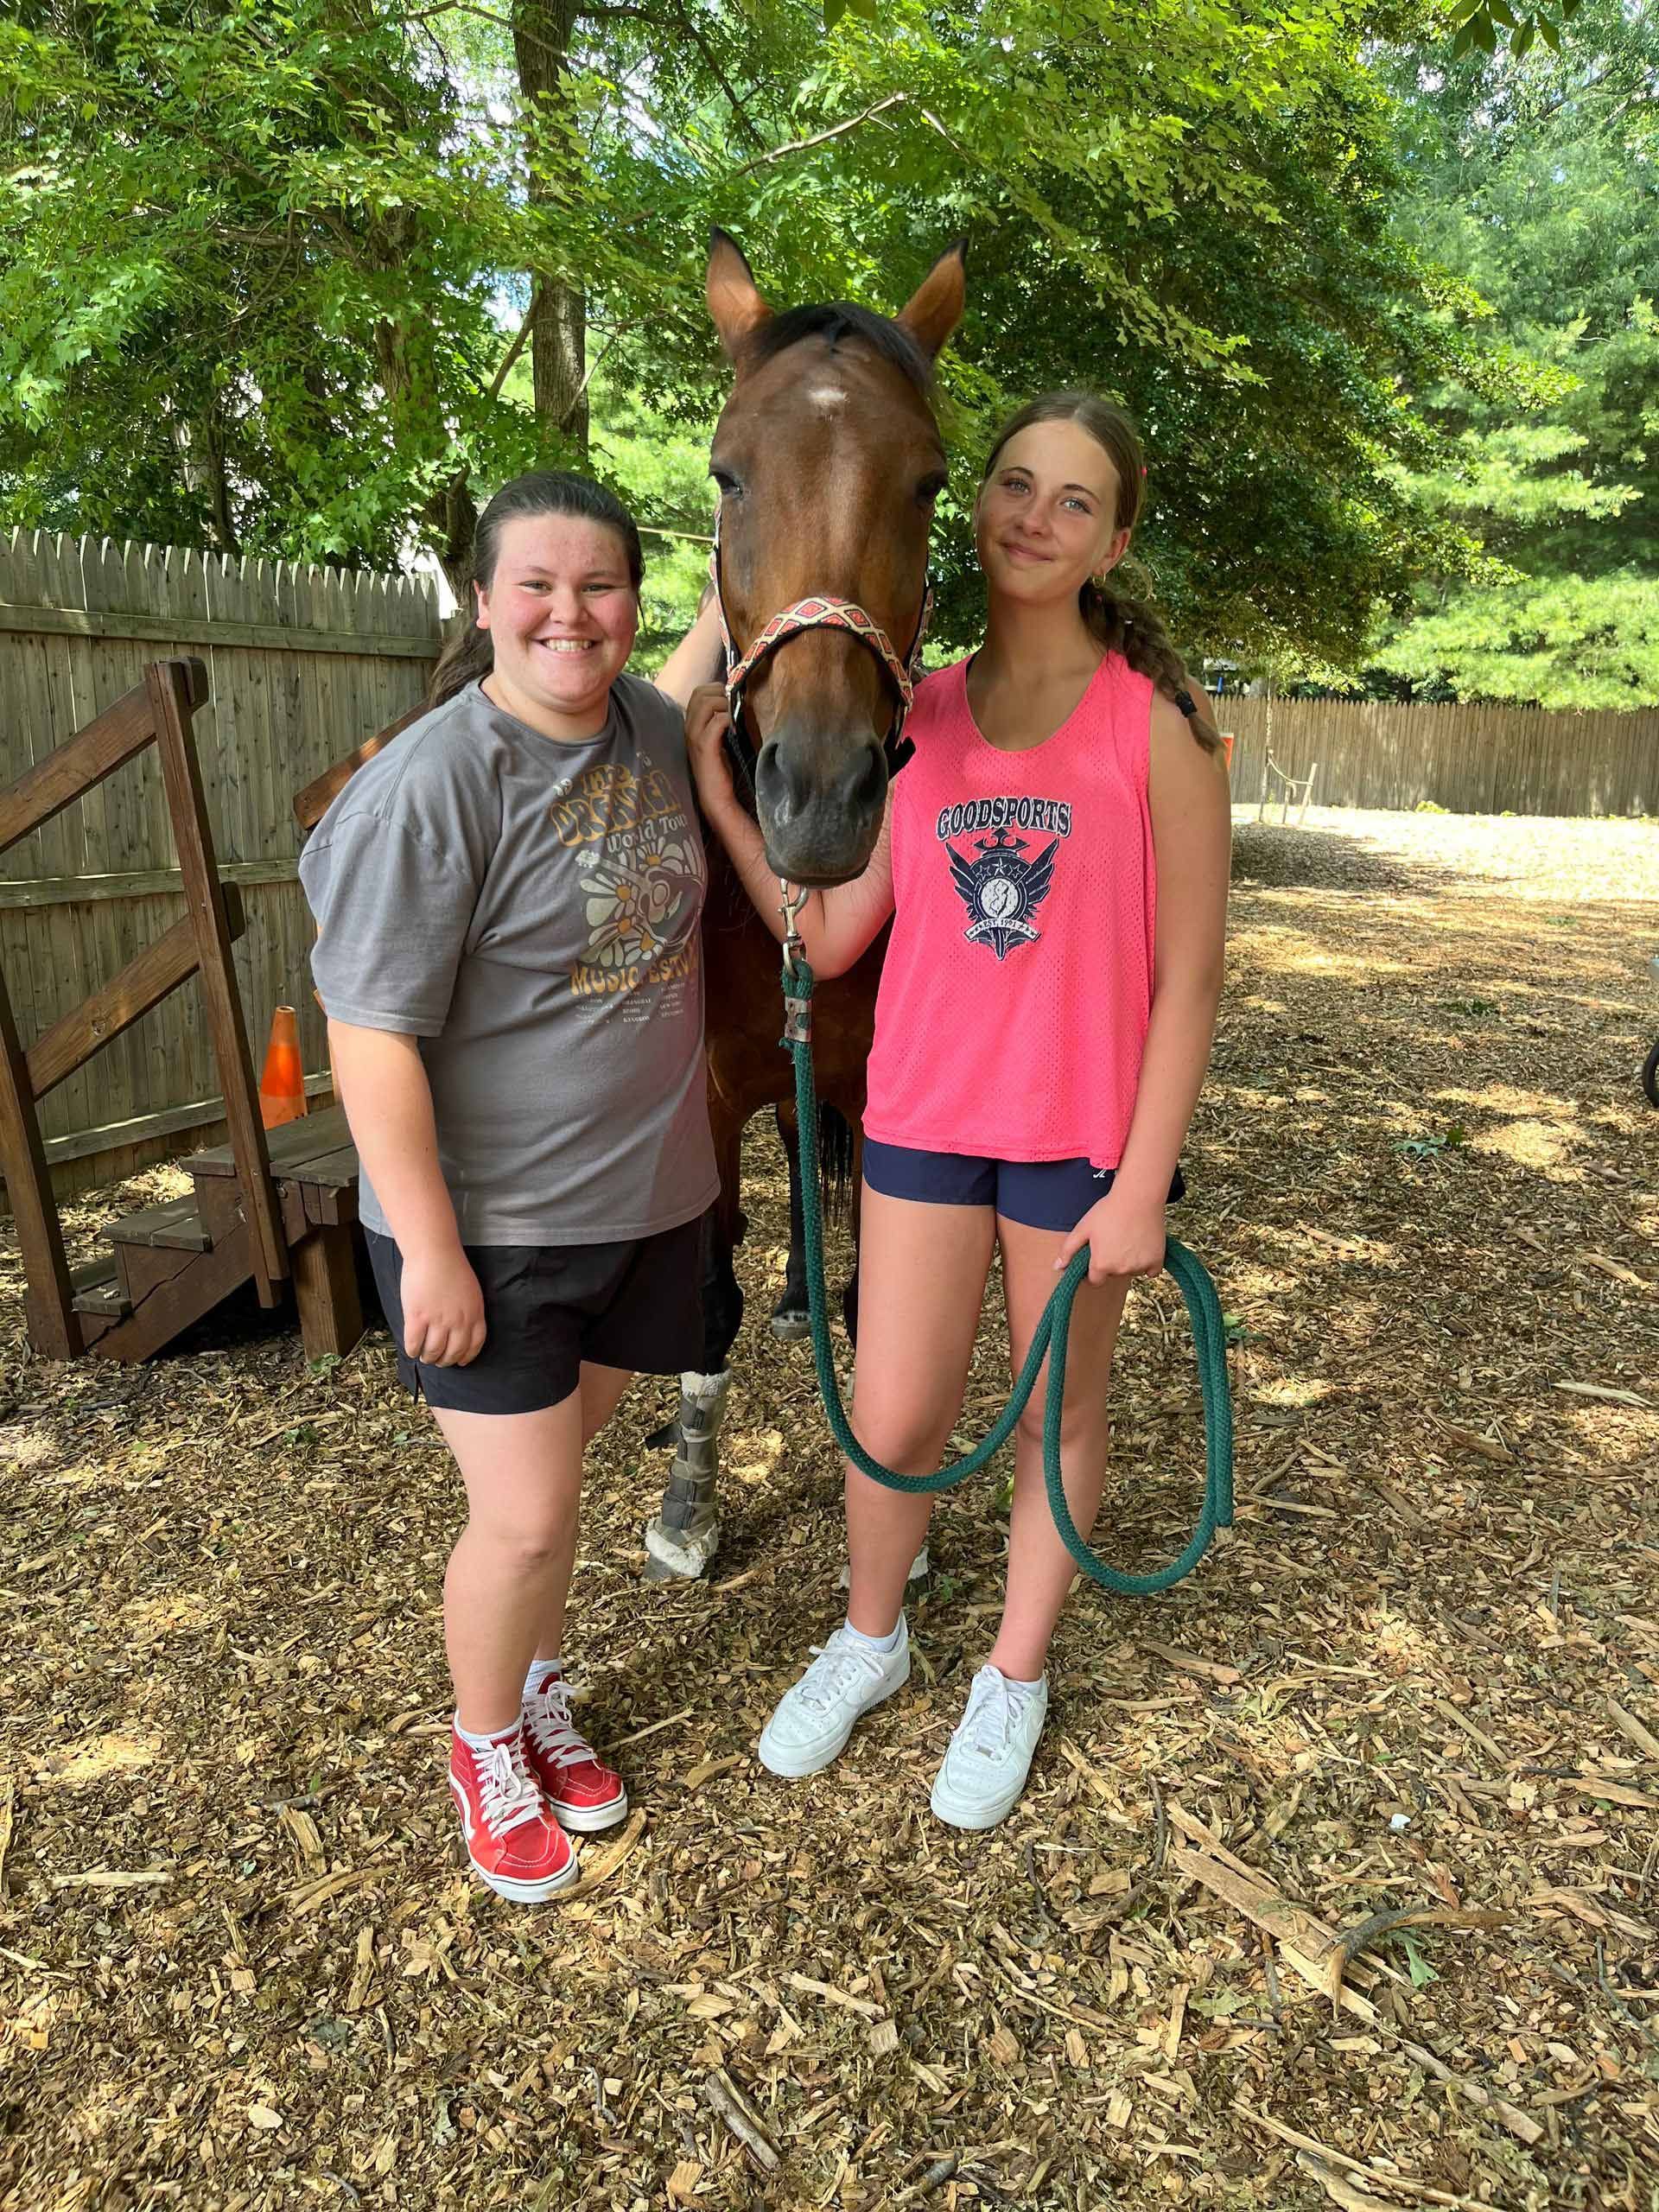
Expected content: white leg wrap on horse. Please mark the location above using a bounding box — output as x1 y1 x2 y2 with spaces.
643 1371 731 1580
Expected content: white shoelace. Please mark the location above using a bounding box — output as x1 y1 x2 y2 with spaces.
795 1634 888 1713
475 1738 546 1837
525 1675 588 1769
957 1669 1021 1762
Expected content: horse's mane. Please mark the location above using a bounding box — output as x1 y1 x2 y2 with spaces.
740 303 933 394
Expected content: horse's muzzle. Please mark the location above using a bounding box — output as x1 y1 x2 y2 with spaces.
754 730 887 887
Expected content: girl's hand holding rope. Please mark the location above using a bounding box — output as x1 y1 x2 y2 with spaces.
1054 1185 1167 1283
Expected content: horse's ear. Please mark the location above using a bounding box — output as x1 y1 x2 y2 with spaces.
707 228 774 362
896 239 967 360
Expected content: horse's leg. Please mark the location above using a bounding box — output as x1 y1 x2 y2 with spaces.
770 1103 811 1342
643 1123 744 1582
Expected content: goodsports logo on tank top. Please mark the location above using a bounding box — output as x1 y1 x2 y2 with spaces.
935 793 1074 963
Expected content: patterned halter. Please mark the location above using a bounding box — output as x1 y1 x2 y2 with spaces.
709 508 932 781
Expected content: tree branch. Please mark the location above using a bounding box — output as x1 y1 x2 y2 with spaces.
724 91 908 178
408 0 652 52
669 3 766 151
488 283 544 400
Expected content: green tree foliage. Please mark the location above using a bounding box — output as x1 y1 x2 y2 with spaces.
1370 0 1659 704
2 0 1472 673
1448 0 1586 62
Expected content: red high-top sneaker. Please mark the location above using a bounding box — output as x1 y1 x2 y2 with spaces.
522 1670 629 1833
448 1724 578 1901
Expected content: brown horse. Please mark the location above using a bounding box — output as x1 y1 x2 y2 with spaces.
642 232 964 1580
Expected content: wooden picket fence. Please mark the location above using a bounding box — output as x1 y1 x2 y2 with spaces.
1220 696 1658 818
0 531 441 1195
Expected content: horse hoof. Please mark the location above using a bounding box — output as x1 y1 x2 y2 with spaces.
769 1310 810 1343
643 1517 720 1581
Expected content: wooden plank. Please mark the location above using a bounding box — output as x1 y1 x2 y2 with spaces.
0 602 438 656
293 701 429 831
23 885 245 1102
147 659 287 1300
190 1102 351 1178
288 1141 359 1190
0 668 207 858
106 1192 213 1252
0 860 299 910
79 543 153 1135
38 533 119 1145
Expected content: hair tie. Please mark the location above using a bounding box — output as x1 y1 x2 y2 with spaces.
1173 687 1197 720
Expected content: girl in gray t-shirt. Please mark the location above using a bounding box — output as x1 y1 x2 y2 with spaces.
301 471 725 1904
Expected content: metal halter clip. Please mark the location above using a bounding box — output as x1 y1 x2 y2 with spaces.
779 877 809 976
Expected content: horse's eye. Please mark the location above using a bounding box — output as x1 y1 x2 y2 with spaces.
918 473 948 505
710 467 742 498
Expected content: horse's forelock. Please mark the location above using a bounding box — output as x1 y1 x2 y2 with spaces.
739 303 934 396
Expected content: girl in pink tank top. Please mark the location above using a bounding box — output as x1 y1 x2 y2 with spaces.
689 392 1230 1833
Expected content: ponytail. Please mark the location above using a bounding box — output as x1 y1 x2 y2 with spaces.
426 469 645 711
429 612 494 709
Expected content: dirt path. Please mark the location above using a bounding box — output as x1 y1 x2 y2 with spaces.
1 812 1656 2211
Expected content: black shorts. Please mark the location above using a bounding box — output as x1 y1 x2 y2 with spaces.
365 1218 704 1416
862 1139 1185 1233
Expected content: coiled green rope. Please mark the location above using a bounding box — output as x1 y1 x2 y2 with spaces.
782 954 1234 1596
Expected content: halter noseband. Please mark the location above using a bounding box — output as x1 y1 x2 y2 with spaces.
709 509 931 785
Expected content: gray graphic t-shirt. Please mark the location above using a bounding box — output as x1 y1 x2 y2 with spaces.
299 675 718 1245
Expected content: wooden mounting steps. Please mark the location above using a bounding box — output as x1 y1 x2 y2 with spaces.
73 1107 364 1364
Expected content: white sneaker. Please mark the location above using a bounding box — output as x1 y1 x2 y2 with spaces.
758 1621 911 1778
930 1666 1049 1831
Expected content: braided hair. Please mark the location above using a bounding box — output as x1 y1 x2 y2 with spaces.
981 392 1222 756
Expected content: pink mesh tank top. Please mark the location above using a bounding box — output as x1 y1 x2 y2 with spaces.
863 650 1156 1169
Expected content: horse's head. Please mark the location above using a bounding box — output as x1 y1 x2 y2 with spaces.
705 232 965 887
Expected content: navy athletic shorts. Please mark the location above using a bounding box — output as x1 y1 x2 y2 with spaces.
862 1139 1185 1234
365 1217 704 1416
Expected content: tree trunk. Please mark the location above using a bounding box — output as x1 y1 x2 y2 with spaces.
512 0 588 450
428 471 480 607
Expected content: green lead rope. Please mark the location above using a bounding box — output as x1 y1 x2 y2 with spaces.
782 954 1235 1597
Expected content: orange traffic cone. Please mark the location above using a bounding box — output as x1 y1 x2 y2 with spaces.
259 1006 308 1129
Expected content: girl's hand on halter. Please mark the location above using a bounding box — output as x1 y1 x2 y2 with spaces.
684 682 739 818
1055 1185 1166 1285
400 1243 487 1367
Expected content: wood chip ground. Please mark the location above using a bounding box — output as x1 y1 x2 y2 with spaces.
1 809 1656 2210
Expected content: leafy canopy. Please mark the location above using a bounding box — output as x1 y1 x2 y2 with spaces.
2 0 1486 677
